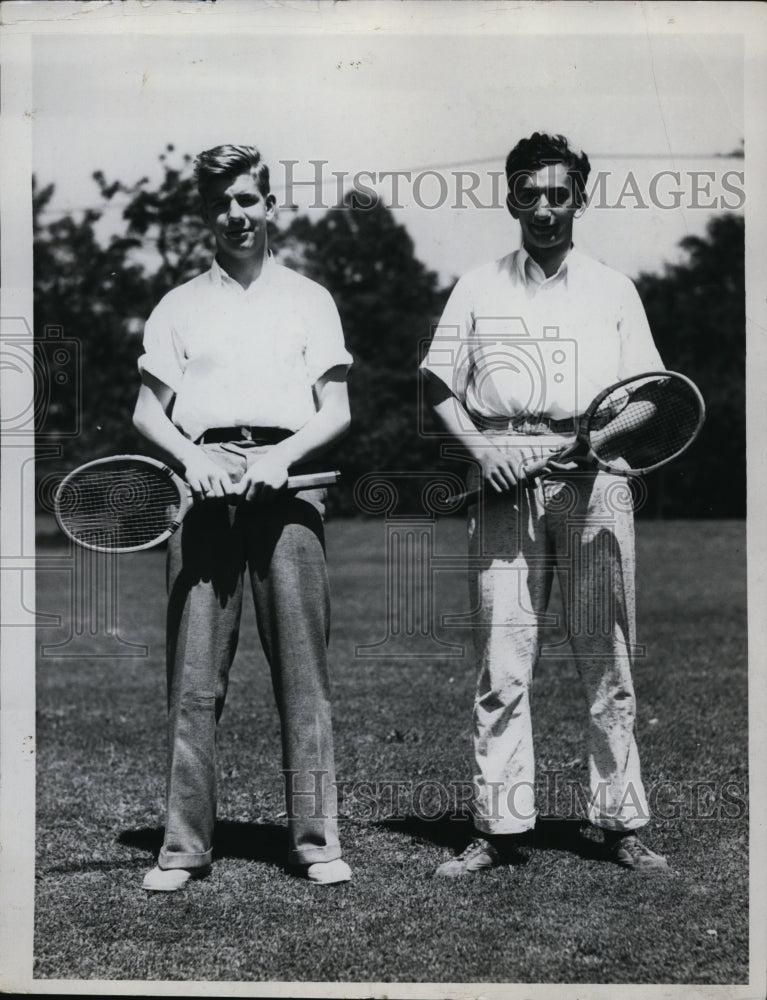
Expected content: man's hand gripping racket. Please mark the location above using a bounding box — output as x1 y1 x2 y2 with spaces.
54 455 341 553
451 371 705 503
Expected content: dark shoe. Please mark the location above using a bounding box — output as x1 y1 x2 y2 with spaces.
435 837 517 877
604 832 669 872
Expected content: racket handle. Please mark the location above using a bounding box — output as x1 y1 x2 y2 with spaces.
286 470 341 489
523 440 583 480
444 485 482 505
443 443 582 504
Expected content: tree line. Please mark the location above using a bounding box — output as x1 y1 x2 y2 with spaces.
33 146 745 518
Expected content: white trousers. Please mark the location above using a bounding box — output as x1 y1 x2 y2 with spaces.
468 467 650 835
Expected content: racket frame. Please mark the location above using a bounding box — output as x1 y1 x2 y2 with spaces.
445 370 705 504
573 370 706 477
54 454 341 553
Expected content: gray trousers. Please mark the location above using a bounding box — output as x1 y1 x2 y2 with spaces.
158 443 341 870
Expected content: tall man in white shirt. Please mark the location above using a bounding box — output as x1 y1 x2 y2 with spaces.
133 144 353 890
421 132 669 875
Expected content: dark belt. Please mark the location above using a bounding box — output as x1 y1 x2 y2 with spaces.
197 426 292 445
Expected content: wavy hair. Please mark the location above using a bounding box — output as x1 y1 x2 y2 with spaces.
194 145 271 203
505 132 591 208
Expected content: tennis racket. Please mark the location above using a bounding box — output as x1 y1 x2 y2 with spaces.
54 455 341 553
449 371 705 503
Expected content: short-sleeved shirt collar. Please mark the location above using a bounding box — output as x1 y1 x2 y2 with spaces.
209 252 275 292
515 244 575 291
138 254 352 441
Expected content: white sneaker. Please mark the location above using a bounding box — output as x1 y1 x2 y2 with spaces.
141 865 210 892
304 858 352 884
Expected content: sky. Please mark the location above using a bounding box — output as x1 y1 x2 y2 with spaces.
29 16 745 284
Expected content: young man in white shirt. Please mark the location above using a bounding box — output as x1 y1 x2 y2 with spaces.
421 132 669 876
133 145 353 890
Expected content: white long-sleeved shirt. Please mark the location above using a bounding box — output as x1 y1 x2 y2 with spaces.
421 247 663 426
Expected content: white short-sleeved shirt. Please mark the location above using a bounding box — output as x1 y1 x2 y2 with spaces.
420 247 663 424
138 257 353 442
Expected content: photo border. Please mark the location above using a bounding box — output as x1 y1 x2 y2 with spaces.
1 2 764 997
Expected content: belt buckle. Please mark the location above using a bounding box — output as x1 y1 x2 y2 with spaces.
239 426 253 442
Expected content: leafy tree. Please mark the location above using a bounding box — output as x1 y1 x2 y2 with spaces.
33 176 149 467
91 145 214 299
34 146 743 519
276 193 451 509
635 214 745 517
34 146 278 467
33 154 452 514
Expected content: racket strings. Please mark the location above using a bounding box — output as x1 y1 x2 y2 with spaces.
588 378 702 470
56 463 182 550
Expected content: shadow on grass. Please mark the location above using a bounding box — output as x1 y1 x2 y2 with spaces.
375 810 474 850
49 816 606 877
378 812 607 862
118 820 288 867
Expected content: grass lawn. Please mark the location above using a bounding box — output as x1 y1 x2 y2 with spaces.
34 516 748 985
